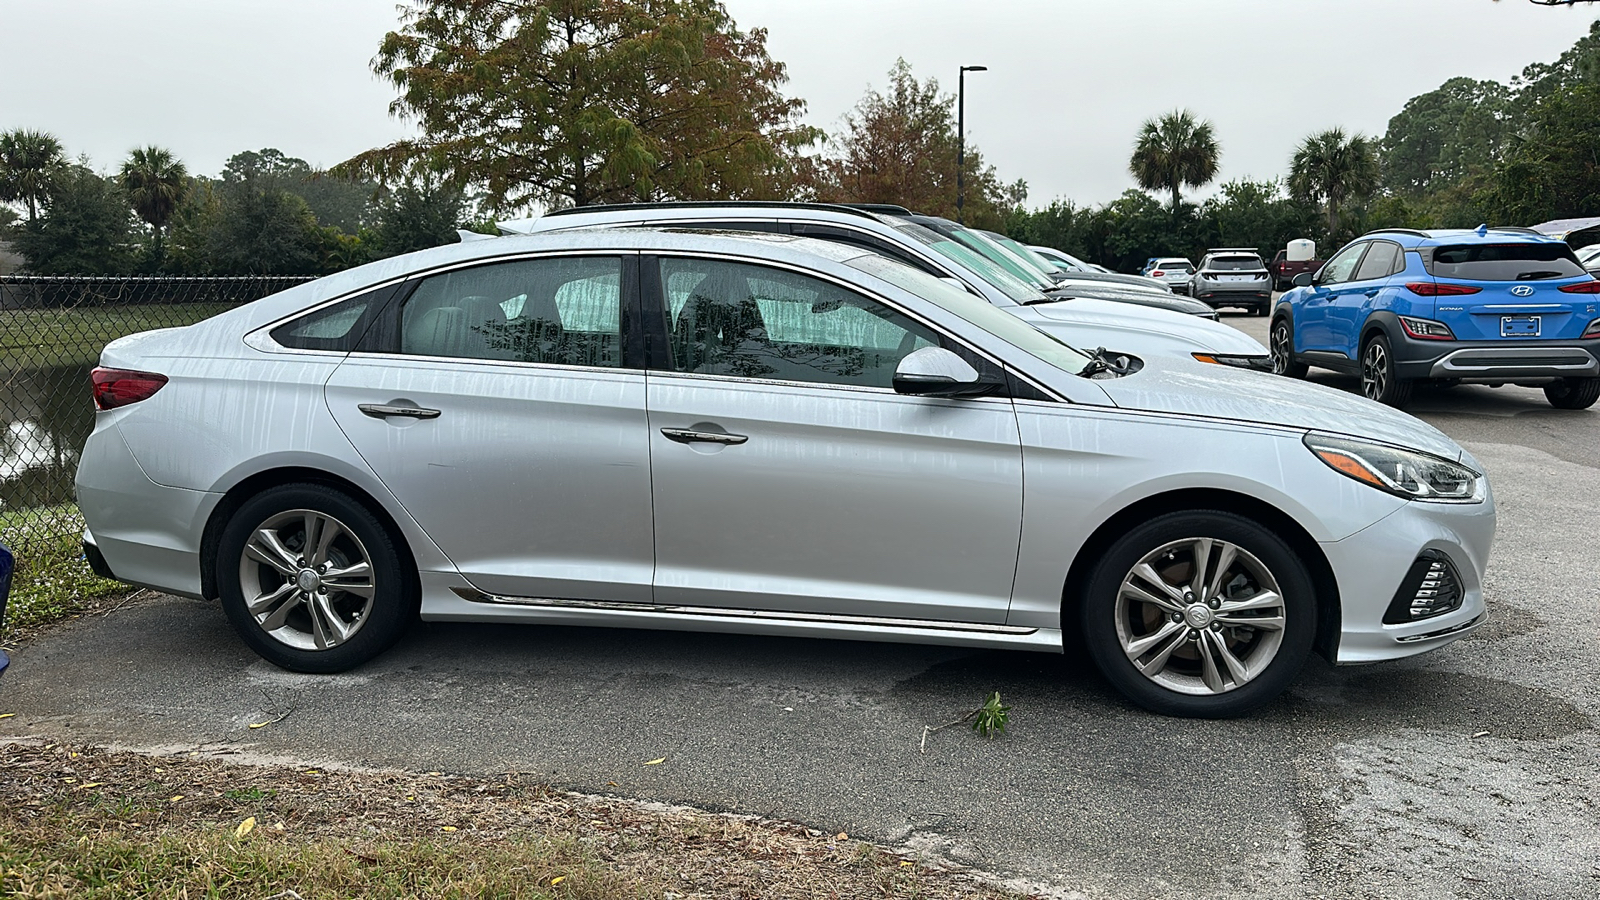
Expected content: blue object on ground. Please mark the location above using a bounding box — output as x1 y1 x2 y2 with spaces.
0 542 12 677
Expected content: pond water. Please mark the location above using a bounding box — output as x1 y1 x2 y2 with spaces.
1 363 93 523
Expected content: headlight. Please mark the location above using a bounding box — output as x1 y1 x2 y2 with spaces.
1192 353 1271 371
1304 433 1483 502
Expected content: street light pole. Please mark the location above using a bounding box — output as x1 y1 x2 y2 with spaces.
957 64 987 225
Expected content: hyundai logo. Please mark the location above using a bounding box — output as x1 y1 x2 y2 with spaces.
1510 285 1536 297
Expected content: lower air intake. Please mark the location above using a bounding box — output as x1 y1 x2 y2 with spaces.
1383 550 1464 625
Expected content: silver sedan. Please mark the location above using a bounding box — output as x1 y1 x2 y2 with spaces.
76 229 1494 717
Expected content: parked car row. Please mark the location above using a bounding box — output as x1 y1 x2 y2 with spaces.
75 205 1500 720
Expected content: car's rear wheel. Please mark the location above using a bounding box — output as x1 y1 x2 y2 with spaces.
1270 318 1308 378
1360 333 1412 407
1544 377 1600 410
1080 511 1316 718
218 483 417 673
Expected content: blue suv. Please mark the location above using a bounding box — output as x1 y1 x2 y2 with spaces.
1271 226 1600 408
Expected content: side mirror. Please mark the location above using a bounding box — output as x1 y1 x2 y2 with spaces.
893 346 998 398
1292 272 1314 288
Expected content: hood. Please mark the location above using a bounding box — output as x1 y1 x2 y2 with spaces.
1093 354 1465 462
1026 299 1266 356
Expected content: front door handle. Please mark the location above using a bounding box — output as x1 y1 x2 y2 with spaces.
661 427 748 445
359 403 441 420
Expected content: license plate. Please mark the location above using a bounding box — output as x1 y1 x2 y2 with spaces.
1501 315 1541 337
1221 275 1252 281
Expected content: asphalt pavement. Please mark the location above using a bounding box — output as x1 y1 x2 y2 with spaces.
3 310 1598 899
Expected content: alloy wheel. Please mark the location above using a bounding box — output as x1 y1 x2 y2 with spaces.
1270 322 1292 374
1113 537 1287 696
236 509 376 651
1361 340 1389 401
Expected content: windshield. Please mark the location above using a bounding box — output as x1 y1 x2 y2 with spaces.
1205 255 1265 271
987 233 1066 279
948 228 1057 289
1427 243 1586 281
891 222 1043 305
846 253 1091 376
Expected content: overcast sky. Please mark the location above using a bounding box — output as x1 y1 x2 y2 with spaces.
3 0 1597 210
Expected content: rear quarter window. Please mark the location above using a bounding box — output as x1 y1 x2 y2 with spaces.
1425 243 1585 281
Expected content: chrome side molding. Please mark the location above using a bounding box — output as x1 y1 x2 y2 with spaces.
449 586 1037 635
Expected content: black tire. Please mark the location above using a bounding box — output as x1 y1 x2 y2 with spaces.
1270 317 1308 378
1544 377 1600 410
1359 332 1413 407
1079 510 1317 718
218 483 417 673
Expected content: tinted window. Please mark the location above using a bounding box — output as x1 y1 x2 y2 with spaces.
1154 260 1193 273
1354 241 1402 282
658 258 939 388
400 256 624 366
1426 243 1585 281
1318 243 1367 285
272 285 390 351
1205 255 1265 271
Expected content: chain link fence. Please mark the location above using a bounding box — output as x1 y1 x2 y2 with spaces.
1 276 315 558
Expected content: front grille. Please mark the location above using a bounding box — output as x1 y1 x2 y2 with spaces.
1383 551 1464 624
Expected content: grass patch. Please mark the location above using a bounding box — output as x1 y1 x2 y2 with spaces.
0 303 234 368
1 504 128 641
0 744 1023 899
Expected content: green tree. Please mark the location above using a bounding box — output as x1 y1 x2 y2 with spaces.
1380 77 1511 197
1480 83 1600 224
813 59 1020 230
1129 109 1220 215
208 184 322 275
119 146 190 254
1198 178 1319 260
0 129 66 224
223 148 375 232
1288 128 1379 239
373 177 469 256
11 163 133 274
340 0 820 211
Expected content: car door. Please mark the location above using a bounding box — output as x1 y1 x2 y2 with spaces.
643 255 1024 624
1297 242 1369 353
325 253 656 602
1329 240 1404 351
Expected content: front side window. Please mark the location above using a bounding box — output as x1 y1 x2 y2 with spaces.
658 258 939 388
1318 243 1367 286
399 256 624 366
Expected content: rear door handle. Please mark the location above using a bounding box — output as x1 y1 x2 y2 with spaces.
1364 288 1380 297
359 403 441 420
660 427 748 445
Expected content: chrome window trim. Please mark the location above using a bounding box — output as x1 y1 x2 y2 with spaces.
645 367 1014 406
340 351 645 377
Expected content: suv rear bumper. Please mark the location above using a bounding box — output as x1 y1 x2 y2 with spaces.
1391 335 1600 381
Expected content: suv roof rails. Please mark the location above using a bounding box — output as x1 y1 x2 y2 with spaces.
541 200 890 221
1205 247 1261 253
839 203 915 215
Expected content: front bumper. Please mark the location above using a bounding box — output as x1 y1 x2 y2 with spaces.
1392 335 1600 382
1323 490 1496 664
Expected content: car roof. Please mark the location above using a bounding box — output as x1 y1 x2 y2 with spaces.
1356 226 1566 248
498 201 909 234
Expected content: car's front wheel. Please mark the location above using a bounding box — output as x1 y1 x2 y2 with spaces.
1544 377 1600 410
1360 333 1413 407
1270 318 1308 378
1080 510 1317 718
218 483 417 673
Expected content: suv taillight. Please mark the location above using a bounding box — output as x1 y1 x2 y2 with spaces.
1558 280 1600 294
1405 282 1481 296
91 367 169 410
1583 318 1600 339
1151 270 1165 277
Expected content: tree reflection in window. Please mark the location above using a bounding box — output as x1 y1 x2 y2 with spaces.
661 259 938 388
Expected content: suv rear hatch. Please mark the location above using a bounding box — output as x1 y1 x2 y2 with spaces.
1418 242 1600 341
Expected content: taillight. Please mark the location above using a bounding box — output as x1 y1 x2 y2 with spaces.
91 367 169 410
1151 270 1165 277
1583 318 1600 339
1558 280 1600 294
1398 315 1456 341
1405 282 1481 296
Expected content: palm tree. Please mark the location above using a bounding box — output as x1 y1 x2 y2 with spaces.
1288 128 1379 238
0 129 66 224
1129 109 1220 214
120 146 190 251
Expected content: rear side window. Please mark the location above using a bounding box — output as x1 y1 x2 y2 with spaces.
1353 242 1402 281
1426 243 1584 281
1206 256 1264 271
272 284 394 352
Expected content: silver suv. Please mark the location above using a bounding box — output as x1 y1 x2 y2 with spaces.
501 203 1268 369
1191 249 1273 316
